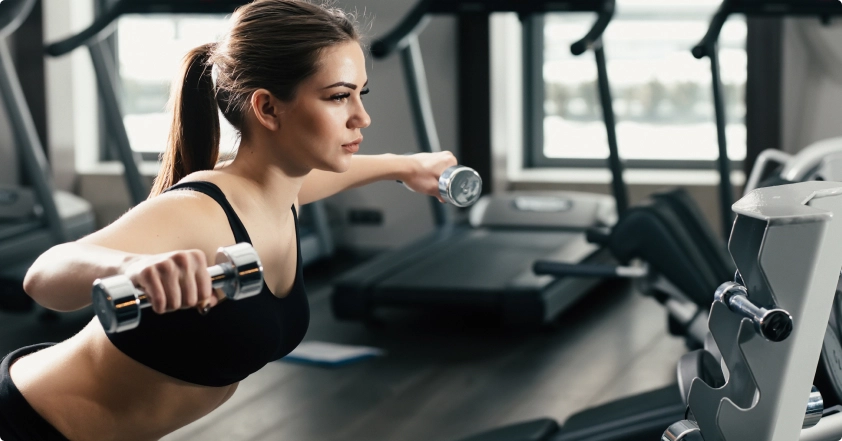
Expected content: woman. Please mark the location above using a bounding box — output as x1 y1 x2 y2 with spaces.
0 1 457 440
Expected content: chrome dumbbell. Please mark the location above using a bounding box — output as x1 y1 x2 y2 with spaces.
438 165 482 207
713 281 793 342
92 243 264 334
398 165 483 207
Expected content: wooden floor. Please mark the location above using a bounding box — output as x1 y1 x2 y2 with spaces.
0 258 686 441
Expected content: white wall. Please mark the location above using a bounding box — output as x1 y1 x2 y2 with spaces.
42 0 100 193
782 17 842 153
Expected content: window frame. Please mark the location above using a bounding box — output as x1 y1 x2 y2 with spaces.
522 8 746 171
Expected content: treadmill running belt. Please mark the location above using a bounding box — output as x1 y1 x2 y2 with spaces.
379 230 589 290
333 228 610 326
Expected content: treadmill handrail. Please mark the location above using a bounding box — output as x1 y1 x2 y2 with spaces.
570 0 615 56
693 0 842 60
45 0 129 56
0 0 37 40
371 0 433 59
373 0 617 59
692 0 731 60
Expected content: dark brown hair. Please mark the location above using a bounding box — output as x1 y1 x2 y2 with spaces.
150 0 360 197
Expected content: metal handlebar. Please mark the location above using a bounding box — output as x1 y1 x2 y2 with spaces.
45 0 129 56
570 0 615 55
371 0 433 59
692 0 731 60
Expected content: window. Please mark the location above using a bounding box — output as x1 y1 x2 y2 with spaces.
115 15 238 159
528 0 747 169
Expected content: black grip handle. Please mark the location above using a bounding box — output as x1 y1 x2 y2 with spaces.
585 227 611 246
371 0 433 58
534 261 621 278
45 0 128 56
692 1 731 60
570 0 615 56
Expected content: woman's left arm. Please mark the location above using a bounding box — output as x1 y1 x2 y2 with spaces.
298 152 457 205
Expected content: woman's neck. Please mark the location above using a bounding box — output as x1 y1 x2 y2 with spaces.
219 143 307 211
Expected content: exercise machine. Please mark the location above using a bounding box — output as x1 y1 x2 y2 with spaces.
331 0 626 327
45 0 335 266
0 0 95 308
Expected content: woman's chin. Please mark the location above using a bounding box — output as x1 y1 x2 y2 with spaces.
318 158 352 174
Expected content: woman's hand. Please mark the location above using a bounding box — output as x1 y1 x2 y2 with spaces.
120 250 221 314
401 152 458 202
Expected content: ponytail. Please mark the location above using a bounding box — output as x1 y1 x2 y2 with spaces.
149 43 220 198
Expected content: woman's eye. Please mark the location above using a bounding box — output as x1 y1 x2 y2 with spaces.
331 93 351 102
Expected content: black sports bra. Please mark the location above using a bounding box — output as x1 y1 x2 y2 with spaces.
105 181 310 387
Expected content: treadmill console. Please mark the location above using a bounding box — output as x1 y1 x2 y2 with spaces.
428 0 608 14
730 0 842 15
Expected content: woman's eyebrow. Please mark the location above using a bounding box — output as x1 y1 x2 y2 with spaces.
323 80 369 90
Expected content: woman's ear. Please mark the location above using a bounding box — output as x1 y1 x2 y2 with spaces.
250 89 283 131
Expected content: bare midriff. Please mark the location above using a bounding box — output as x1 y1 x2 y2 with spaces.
9 318 238 441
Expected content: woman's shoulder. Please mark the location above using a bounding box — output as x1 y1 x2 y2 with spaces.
77 183 234 256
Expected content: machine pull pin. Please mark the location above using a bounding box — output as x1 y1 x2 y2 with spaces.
713 281 793 342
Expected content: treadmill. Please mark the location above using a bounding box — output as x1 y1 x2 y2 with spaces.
45 0 335 266
331 0 628 327
0 0 95 296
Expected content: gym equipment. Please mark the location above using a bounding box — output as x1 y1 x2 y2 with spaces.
92 242 263 333
534 186 734 350
332 0 625 327
0 0 96 303
745 137 842 193
0 185 36 220
45 0 335 266
692 0 842 239
665 181 842 441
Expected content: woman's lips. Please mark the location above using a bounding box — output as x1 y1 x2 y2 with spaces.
342 137 362 153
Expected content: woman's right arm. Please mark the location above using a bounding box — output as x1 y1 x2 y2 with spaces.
23 192 227 313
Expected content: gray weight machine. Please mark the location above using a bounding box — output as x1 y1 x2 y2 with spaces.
664 181 842 441
45 0 335 266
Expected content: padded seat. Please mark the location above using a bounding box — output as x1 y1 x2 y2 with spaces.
605 198 721 307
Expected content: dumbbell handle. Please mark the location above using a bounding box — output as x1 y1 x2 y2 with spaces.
93 243 263 334
127 261 250 310
713 281 793 342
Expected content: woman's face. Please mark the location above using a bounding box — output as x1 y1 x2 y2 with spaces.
275 41 371 173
